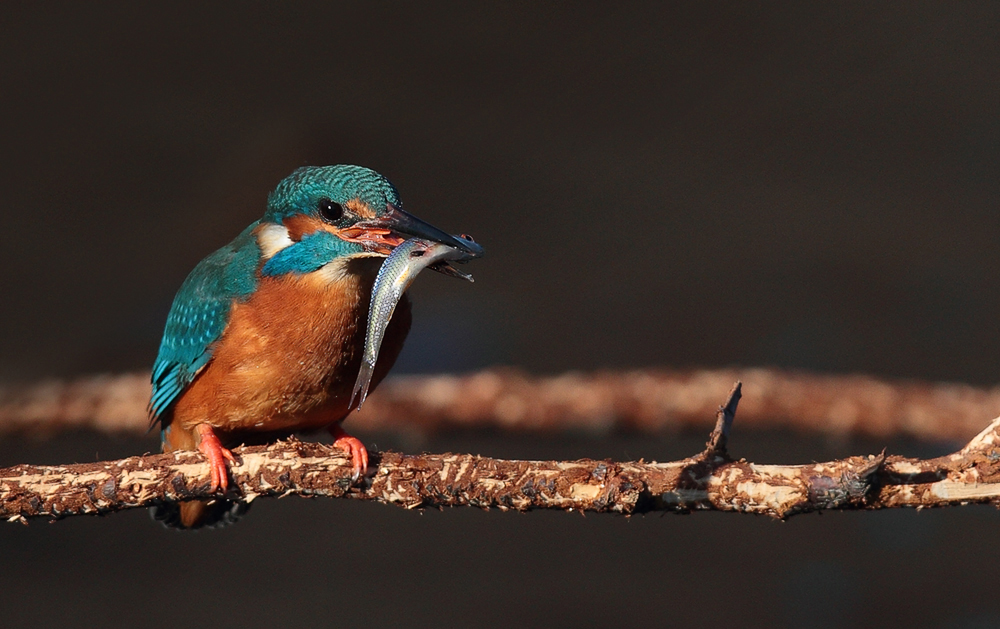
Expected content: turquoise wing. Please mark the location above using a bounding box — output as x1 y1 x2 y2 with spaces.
149 223 261 424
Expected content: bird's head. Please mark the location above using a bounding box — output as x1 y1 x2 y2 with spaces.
257 165 482 277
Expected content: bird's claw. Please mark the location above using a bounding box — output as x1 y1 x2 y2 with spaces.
197 424 235 492
329 424 369 481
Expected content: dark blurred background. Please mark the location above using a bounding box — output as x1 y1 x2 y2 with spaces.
1 3 998 627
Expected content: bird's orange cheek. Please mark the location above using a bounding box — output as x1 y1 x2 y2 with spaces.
279 204 404 254
282 214 329 242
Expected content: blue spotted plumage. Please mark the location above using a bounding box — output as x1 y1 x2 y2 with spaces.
264 165 401 223
150 223 261 421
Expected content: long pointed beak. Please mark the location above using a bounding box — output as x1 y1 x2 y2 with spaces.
374 205 484 257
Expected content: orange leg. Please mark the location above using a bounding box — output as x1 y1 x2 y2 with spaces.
329 423 369 480
196 423 236 492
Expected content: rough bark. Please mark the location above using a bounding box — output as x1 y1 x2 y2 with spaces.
5 383 1000 524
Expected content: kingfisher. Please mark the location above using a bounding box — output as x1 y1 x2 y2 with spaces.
148 165 483 529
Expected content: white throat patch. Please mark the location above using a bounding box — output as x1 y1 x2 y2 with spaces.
312 252 384 284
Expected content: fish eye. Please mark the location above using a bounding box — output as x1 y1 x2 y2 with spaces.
318 198 344 222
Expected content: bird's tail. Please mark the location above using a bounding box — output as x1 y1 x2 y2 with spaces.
151 422 250 530
150 499 250 530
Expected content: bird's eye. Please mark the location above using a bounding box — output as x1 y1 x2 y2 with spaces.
318 198 344 222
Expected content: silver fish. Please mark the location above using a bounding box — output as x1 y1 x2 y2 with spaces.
350 237 479 410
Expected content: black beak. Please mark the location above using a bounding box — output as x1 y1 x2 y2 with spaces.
375 204 484 258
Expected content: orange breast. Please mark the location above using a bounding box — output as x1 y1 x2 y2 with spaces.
170 255 412 440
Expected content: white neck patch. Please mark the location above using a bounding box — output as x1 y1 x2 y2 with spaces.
256 223 294 260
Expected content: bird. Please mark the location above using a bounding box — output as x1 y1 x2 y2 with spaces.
148 165 482 529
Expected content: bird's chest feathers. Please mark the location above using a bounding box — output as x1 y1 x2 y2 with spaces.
237 260 372 382
184 255 411 432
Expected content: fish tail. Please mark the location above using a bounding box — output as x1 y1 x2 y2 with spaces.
350 362 376 410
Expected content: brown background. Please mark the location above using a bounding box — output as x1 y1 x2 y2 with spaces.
1 3 998 627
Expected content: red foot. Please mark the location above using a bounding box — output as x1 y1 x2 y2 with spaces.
329 424 369 480
197 423 236 492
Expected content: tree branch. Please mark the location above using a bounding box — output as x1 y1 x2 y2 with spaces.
3 368 999 443
5 381 1000 524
